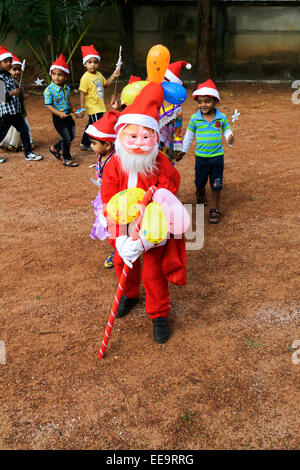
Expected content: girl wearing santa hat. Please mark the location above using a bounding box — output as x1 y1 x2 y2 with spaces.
85 110 121 268
79 45 120 152
177 79 234 224
0 54 34 152
44 54 80 167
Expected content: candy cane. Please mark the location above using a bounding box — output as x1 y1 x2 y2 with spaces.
98 185 157 359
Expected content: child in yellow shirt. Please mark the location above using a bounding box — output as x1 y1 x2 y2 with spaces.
79 44 120 151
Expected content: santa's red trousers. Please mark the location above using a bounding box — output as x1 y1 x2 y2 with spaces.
113 245 169 321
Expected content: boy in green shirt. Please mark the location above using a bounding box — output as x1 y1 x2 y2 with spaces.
176 79 234 224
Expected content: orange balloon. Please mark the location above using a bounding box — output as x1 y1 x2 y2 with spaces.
146 44 170 84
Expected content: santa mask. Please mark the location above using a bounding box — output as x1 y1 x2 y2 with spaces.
115 124 159 175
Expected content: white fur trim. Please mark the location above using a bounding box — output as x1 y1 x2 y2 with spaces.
86 124 116 140
164 68 182 85
50 64 70 74
127 171 138 188
82 54 101 64
12 60 22 66
0 52 12 61
159 106 181 129
115 114 159 133
192 87 220 101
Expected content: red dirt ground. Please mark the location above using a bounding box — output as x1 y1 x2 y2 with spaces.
0 83 299 450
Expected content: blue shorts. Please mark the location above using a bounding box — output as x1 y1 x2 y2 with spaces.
195 154 224 192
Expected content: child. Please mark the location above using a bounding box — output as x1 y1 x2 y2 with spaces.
44 54 80 167
79 45 120 152
159 60 191 165
0 47 42 163
86 110 120 268
0 54 34 151
176 79 234 224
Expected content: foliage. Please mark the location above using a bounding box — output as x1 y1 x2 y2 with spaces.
0 0 107 83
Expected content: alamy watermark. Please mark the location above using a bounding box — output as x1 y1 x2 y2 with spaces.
0 341 6 365
291 340 300 365
105 202 205 251
291 80 300 104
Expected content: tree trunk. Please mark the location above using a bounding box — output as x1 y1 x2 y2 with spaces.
196 0 213 83
120 0 134 77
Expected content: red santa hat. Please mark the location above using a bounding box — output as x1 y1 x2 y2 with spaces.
164 61 192 86
0 46 12 62
49 54 70 75
81 45 101 65
115 82 164 134
86 110 121 142
192 79 220 102
128 75 141 84
12 54 22 66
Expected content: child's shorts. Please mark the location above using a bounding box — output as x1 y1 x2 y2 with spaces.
195 154 224 191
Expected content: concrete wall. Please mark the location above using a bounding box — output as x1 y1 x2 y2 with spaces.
3 2 300 82
219 5 300 80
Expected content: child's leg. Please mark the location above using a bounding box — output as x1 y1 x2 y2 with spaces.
195 156 209 204
208 155 224 223
80 112 103 148
53 115 74 158
9 114 32 156
0 116 14 161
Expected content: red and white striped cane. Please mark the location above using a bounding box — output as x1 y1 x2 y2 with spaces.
98 185 157 359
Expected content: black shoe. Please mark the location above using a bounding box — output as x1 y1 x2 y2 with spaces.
49 146 61 160
152 317 170 343
116 295 139 318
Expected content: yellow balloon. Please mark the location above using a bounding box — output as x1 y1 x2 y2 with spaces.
121 81 149 106
141 202 168 244
146 44 170 84
107 188 145 224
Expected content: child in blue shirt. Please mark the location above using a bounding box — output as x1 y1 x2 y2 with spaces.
176 79 234 223
44 54 82 167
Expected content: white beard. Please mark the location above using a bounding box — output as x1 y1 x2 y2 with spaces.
115 136 159 176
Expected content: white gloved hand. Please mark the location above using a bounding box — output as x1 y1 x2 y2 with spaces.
115 235 144 268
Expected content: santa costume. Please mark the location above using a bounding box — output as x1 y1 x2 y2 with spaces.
101 82 186 343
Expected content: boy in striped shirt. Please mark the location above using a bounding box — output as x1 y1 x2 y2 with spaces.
176 79 234 223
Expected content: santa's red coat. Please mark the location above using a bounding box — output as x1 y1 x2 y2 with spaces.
101 151 186 320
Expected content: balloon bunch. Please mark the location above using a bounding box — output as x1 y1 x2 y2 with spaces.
106 187 190 244
121 44 187 106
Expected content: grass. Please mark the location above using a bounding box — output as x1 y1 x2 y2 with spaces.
246 337 261 349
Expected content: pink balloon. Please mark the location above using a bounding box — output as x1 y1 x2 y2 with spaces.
153 188 190 235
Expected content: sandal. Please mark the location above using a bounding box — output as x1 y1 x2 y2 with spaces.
62 158 78 167
49 146 61 160
209 208 220 224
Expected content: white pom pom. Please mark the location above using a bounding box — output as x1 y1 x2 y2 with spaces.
186 63 192 70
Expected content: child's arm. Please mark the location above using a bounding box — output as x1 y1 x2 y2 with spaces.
45 105 68 119
103 68 120 88
79 90 86 117
222 116 234 146
110 94 122 111
174 118 195 161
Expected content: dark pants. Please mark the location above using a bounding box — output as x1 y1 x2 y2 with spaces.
52 115 75 159
0 113 31 156
195 154 224 192
81 112 103 147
